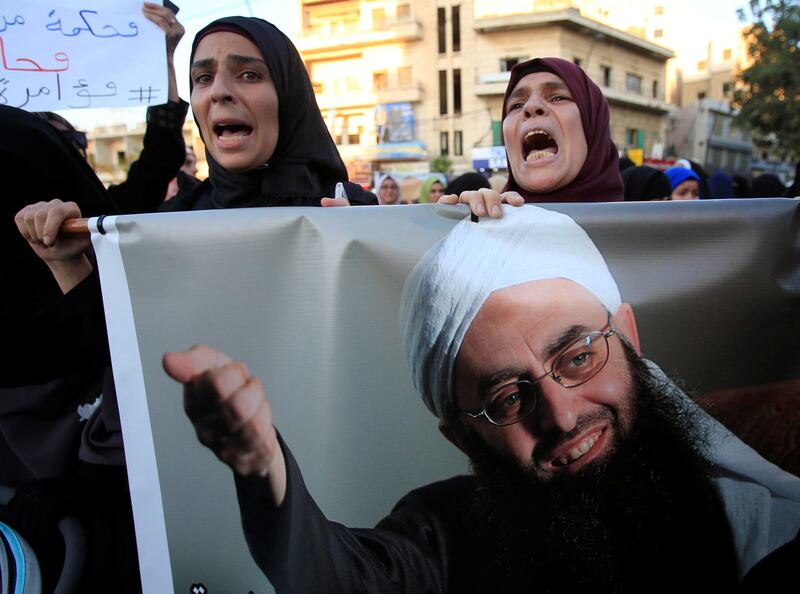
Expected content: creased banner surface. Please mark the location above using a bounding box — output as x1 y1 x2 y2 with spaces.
91 200 800 593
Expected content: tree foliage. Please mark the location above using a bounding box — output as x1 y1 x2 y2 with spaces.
733 0 800 158
430 155 453 174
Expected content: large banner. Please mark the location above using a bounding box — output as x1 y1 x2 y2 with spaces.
90 200 799 594
1 1 168 111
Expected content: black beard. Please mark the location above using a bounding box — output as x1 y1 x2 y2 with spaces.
462 352 740 593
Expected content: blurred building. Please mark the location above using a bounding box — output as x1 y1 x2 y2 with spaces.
88 121 205 187
293 1 673 184
665 37 754 176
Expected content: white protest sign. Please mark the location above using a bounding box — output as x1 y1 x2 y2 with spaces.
0 0 168 111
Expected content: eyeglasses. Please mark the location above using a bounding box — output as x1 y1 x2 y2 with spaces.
460 323 617 427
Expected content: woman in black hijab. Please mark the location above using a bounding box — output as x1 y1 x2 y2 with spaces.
162 16 375 210
750 173 786 198
621 166 671 201
2 105 139 593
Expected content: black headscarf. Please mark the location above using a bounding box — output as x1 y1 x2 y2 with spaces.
444 172 491 195
501 58 623 202
750 174 786 198
0 106 117 325
0 106 123 482
176 17 354 209
621 166 671 201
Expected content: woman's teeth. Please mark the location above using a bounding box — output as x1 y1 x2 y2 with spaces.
526 150 556 161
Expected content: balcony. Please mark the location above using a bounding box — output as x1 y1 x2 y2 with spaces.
474 71 511 97
474 8 674 61
376 84 423 104
296 18 423 53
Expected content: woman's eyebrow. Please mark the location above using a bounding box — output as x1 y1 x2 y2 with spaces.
226 54 268 68
190 58 215 71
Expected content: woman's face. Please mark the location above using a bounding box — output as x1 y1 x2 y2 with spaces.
671 179 700 200
379 177 400 204
428 181 444 202
191 32 279 172
503 71 587 193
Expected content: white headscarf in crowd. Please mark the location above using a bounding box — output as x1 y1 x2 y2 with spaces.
400 204 800 577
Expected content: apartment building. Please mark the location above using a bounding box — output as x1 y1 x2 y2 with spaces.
294 1 673 183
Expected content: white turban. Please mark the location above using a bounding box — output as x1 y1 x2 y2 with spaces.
399 204 800 576
400 204 621 419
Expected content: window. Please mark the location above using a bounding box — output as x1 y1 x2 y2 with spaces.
451 5 461 53
397 3 410 19
501 57 520 72
346 76 359 91
573 57 582 67
437 8 446 54
602 65 611 87
652 80 659 99
712 114 725 137
654 28 663 38
440 131 449 156
626 73 642 94
453 69 462 115
398 66 412 88
697 60 707 71
347 130 361 145
116 150 126 164
626 128 639 148
373 71 388 90
654 5 664 15
439 70 448 115
454 130 463 156
723 82 732 96
698 91 706 100
723 48 732 61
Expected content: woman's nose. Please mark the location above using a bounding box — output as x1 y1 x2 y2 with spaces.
523 96 548 118
210 75 234 103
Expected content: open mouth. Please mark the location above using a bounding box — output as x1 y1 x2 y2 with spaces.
523 129 559 162
550 427 605 468
213 122 253 144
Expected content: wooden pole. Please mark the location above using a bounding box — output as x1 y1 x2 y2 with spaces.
60 218 90 235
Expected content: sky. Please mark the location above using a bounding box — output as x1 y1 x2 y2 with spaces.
62 0 748 131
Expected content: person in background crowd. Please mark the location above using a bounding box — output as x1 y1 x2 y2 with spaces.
675 159 710 199
440 57 623 217
708 172 736 199
419 176 445 204
375 174 401 205
749 174 786 198
785 163 800 198
165 146 202 200
666 167 702 201
618 155 635 172
621 166 671 201
444 171 491 196
732 175 751 199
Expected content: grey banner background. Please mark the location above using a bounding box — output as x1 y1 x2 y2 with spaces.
101 199 799 593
